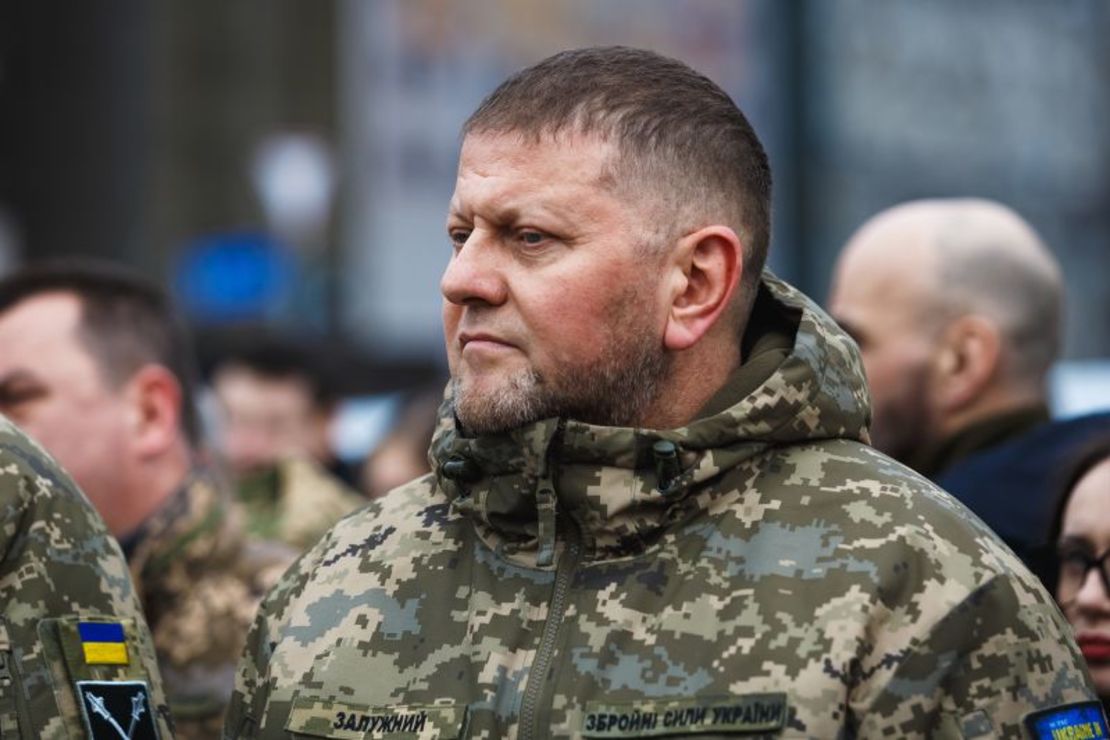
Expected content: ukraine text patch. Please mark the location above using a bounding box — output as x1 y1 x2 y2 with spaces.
582 694 787 737
75 680 159 740
79 621 129 665
1025 701 1109 740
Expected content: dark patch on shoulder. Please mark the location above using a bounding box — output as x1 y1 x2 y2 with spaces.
419 503 453 528
321 526 397 567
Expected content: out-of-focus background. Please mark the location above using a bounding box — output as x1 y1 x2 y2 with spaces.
1 0 1108 464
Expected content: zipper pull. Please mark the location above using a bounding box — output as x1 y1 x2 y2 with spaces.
535 475 557 567
652 440 682 492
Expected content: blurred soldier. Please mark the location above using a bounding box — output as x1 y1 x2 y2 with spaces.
0 262 294 739
0 414 173 739
829 199 1110 580
211 340 365 550
360 387 442 499
228 48 1102 739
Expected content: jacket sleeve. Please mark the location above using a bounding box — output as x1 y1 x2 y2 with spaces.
856 573 1097 738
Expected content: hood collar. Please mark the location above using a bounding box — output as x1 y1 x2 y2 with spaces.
430 273 871 566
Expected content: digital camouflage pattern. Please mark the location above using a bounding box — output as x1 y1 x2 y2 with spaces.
234 456 367 552
128 469 295 739
0 415 173 738
226 275 1097 739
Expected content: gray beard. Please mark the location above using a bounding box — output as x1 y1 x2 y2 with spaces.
451 332 671 435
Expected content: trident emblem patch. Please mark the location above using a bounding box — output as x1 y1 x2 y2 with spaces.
75 681 160 740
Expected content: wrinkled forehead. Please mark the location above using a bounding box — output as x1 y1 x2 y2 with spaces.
450 131 640 219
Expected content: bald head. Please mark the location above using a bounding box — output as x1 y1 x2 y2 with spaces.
829 198 1062 463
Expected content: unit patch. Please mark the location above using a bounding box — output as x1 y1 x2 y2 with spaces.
582 694 788 737
1025 702 1109 740
75 680 159 740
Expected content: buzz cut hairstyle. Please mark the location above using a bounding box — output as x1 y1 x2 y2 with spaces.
463 45 772 313
0 259 201 444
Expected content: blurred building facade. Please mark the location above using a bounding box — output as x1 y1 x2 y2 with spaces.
1 0 1107 373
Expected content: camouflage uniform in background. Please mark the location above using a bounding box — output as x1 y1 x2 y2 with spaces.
125 470 295 739
0 416 173 739
226 275 1099 739
234 457 366 551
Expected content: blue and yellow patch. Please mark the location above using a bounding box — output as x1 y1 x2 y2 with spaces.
1025 701 1109 740
78 621 129 666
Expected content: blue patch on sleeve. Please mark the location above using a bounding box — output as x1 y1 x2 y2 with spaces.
1025 701 1109 739
78 622 125 644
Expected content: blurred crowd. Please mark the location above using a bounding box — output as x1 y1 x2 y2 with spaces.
0 262 444 735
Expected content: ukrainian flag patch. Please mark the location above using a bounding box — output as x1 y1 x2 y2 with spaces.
78 621 129 666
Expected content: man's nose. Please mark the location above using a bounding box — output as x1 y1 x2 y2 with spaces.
440 234 508 307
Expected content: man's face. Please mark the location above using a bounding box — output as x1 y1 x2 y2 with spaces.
0 292 132 513
213 366 323 474
828 244 942 463
441 132 672 434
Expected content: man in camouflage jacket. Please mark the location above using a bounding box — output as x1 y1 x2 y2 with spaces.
122 471 294 737
227 48 1102 738
0 416 173 739
0 262 296 738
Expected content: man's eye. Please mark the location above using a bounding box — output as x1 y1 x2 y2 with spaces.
448 230 470 248
0 386 45 409
519 231 547 246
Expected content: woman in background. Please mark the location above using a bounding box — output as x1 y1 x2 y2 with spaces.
1052 439 1110 707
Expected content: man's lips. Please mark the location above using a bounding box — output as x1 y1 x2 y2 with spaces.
459 332 515 350
1077 634 1110 664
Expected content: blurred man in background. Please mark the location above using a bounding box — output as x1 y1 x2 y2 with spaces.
211 339 365 550
829 198 1110 580
0 414 173 738
359 386 441 499
0 261 294 739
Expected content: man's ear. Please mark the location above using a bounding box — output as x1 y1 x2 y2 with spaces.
932 315 1002 412
125 364 183 460
662 225 743 351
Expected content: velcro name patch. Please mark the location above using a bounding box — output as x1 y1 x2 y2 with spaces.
1025 701 1109 740
582 694 787 737
286 695 465 739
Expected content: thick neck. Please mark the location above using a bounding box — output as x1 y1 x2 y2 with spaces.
111 439 193 540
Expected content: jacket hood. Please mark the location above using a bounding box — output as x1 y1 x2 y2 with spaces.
430 272 871 565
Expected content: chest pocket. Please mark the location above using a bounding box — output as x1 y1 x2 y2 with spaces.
581 695 788 738
285 695 468 739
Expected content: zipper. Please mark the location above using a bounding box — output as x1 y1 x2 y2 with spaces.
0 641 31 738
518 515 582 740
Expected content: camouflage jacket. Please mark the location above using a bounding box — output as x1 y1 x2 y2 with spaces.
234 457 366 552
127 470 295 739
226 275 1098 739
0 416 173 739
